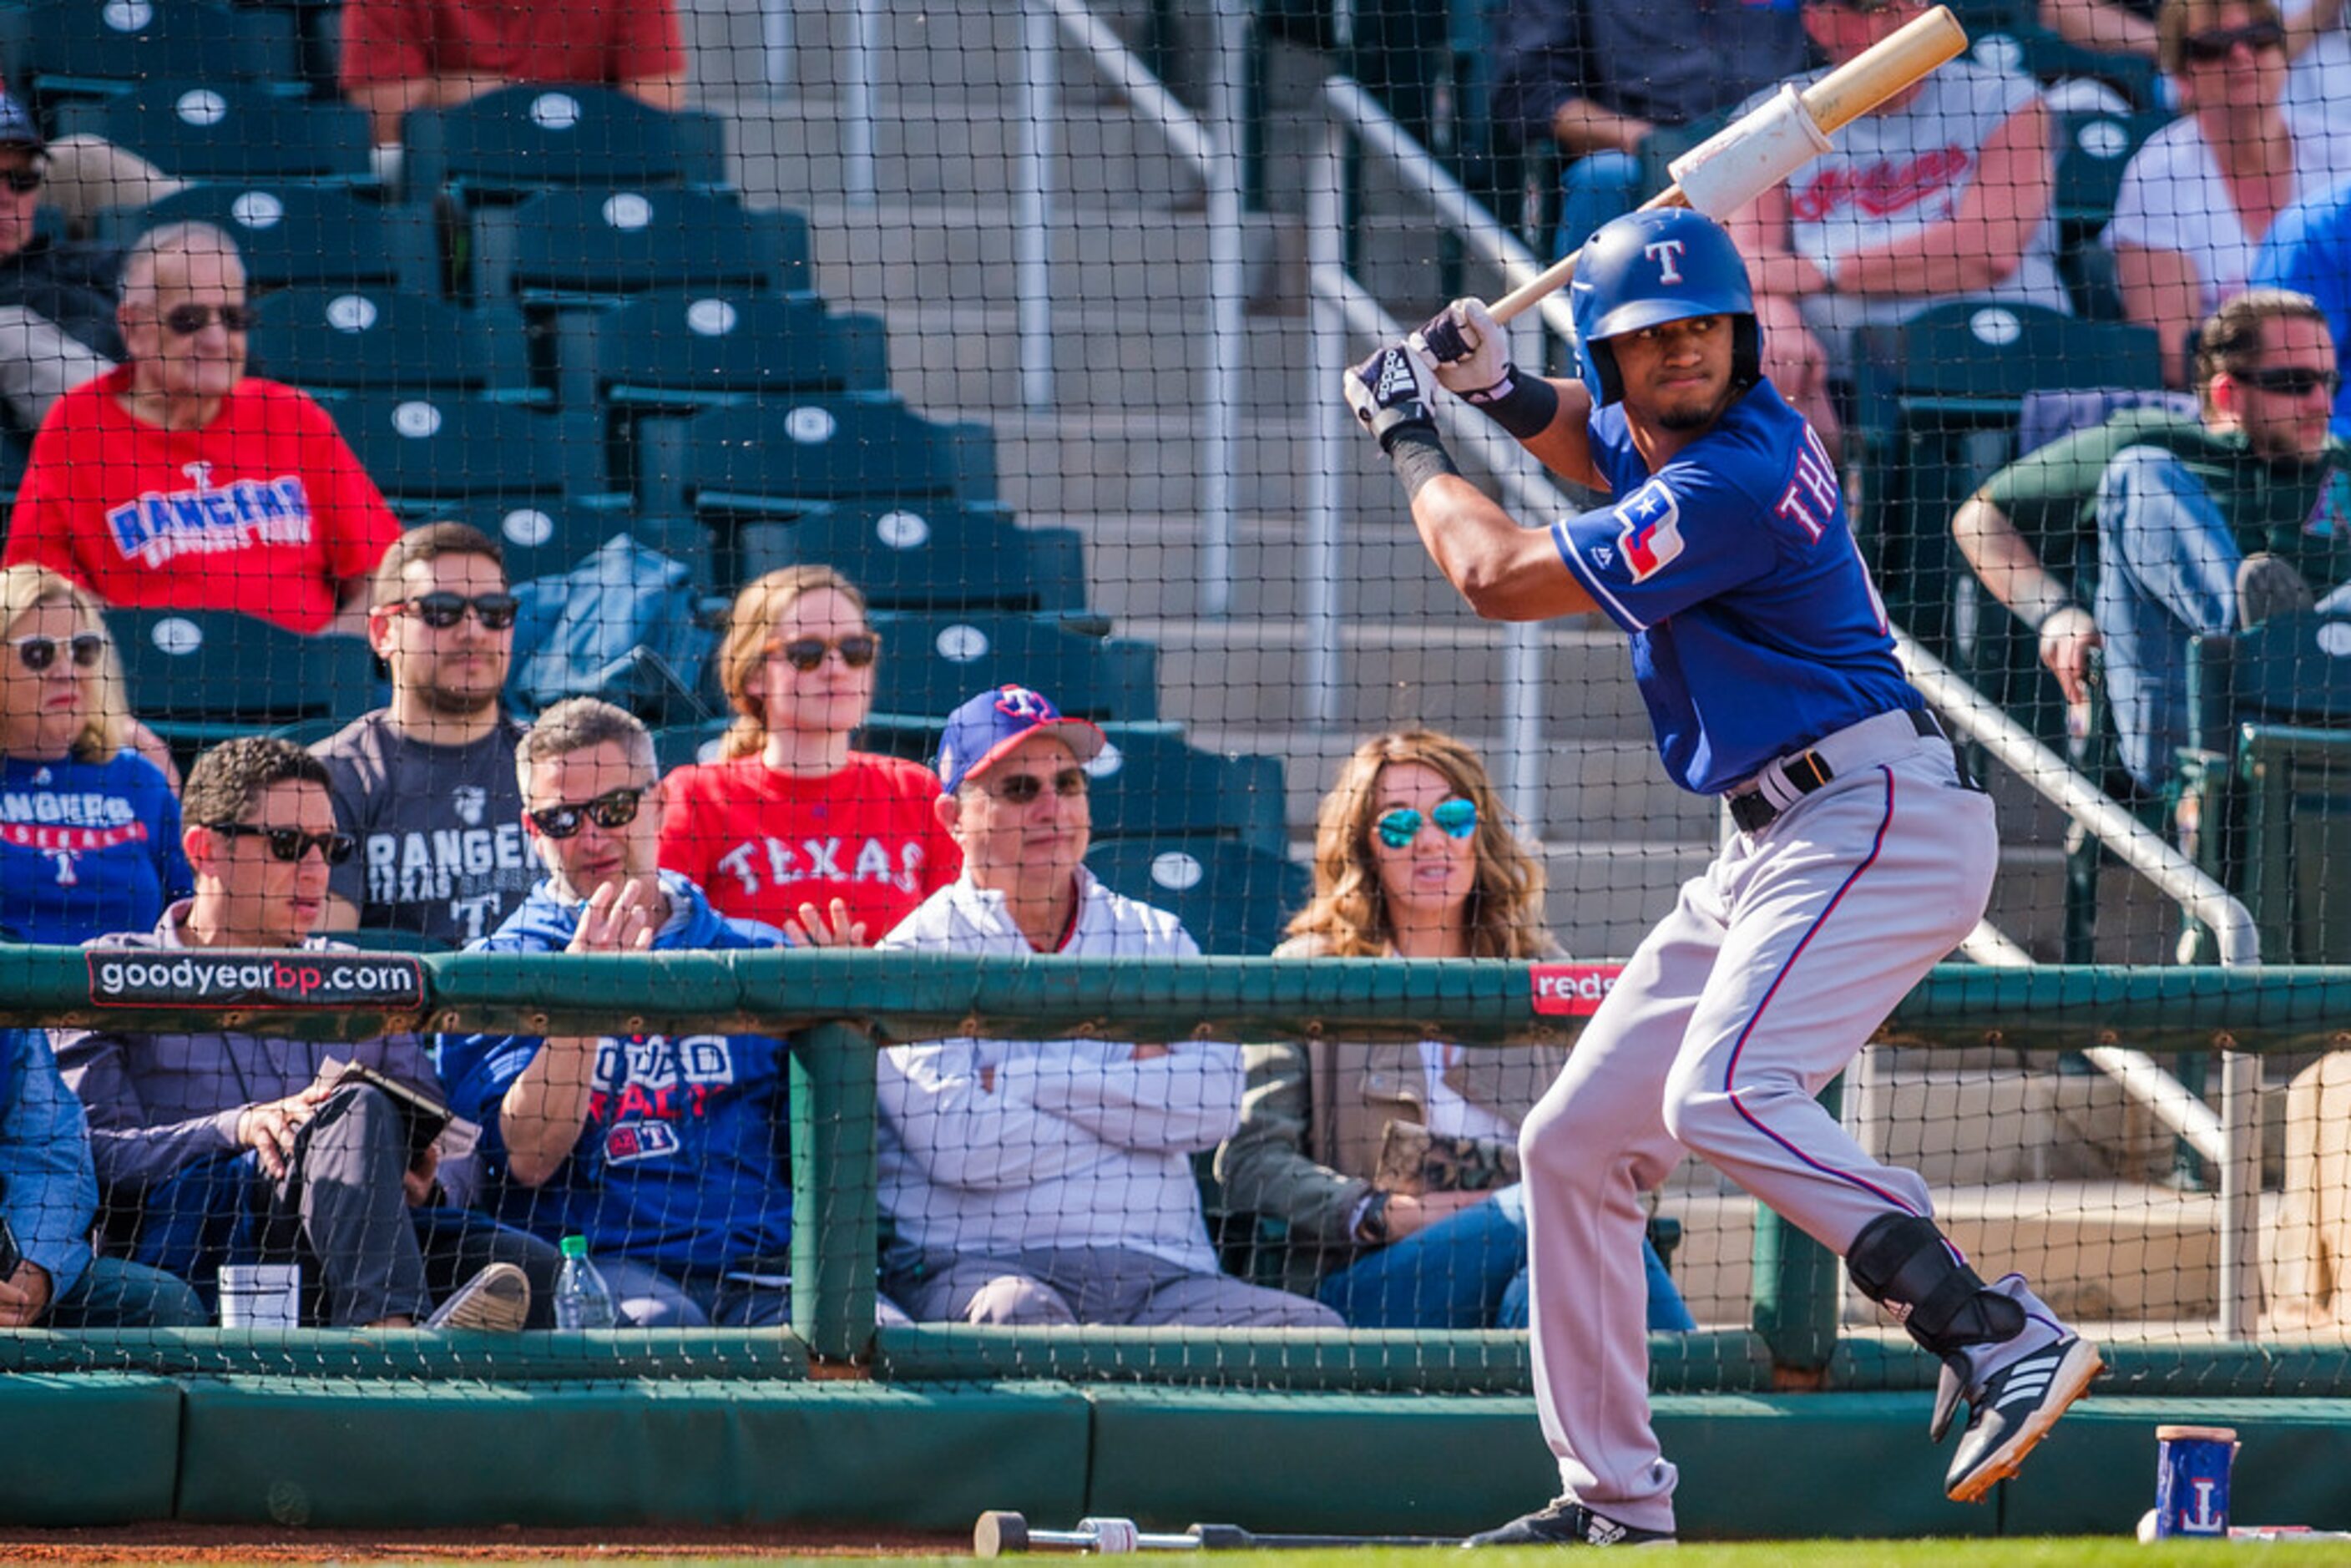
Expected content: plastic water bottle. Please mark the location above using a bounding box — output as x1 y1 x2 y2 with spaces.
552 1234 619 1329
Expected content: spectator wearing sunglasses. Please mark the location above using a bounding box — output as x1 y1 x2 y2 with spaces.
872 684 1340 1329
55 736 559 1329
657 567 960 947
0 565 190 944
311 524 536 948
2 222 402 639
2107 0 2351 389
1216 730 1692 1332
437 698 866 1328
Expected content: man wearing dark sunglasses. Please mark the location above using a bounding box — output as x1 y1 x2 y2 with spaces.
3 221 402 639
436 698 877 1329
55 736 560 1331
1955 288 2351 796
870 684 1341 1331
0 91 125 436
313 524 536 947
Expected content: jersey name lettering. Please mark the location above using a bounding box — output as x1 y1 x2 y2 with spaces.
105 475 318 567
1773 422 1840 540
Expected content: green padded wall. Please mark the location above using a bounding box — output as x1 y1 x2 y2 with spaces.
0 1373 180 1524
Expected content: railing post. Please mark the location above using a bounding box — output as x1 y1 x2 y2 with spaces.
1016 0 1058 412
1302 106 1346 726
791 1020 881 1365
762 0 794 92
1197 0 1248 618
842 0 881 206
2219 1045 2263 1338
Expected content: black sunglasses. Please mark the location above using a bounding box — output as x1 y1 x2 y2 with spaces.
8 631 106 672
159 302 258 336
975 767 1090 805
527 785 645 840
2236 365 2341 397
210 822 357 865
0 169 43 195
2183 18 2284 60
771 633 879 672
390 590 520 631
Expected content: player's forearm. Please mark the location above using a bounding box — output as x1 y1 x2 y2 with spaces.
1413 473 1595 622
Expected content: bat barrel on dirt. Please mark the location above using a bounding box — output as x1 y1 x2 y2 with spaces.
1487 3 1971 326
973 1510 1457 1555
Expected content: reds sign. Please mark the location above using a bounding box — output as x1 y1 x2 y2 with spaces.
1529 963 1624 1017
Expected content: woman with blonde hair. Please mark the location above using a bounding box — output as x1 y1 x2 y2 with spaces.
0 564 190 943
657 565 958 944
1217 729 1691 1329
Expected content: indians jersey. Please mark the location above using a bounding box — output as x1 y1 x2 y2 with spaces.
1553 382 1919 794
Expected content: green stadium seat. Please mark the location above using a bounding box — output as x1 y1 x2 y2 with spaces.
660 397 997 518
1967 24 2162 112
2178 615 2351 962
249 287 537 402
867 611 1160 726
400 83 727 201
1083 837 1309 956
652 717 731 775
433 497 694 588
331 395 600 513
108 608 377 746
111 185 437 294
468 188 811 306
55 83 370 185
731 499 1086 615
13 0 301 114
1852 301 2161 660
2051 109 2172 319
577 288 890 412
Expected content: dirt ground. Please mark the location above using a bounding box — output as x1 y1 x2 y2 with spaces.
0 1522 973 1562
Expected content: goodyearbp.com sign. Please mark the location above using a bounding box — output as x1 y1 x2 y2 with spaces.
88 950 426 1009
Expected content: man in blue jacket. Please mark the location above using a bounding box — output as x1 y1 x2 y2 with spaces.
438 697 837 1328
0 1026 202 1328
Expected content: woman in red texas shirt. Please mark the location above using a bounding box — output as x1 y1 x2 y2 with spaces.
657 566 960 945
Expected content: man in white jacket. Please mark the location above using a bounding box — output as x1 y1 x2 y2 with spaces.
875 684 1340 1328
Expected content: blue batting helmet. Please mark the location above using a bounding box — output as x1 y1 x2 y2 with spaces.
1569 208 1761 407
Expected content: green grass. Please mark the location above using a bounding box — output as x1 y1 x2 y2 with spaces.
827 1545 2349 1568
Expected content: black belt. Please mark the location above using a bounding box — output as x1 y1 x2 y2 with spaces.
1726 709 1951 834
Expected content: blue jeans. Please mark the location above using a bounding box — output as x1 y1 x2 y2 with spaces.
1555 150 1642 262
1314 1185 1696 1332
2095 447 2245 792
46 1256 206 1328
593 1255 791 1328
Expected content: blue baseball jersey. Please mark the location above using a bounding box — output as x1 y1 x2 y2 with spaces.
1552 382 1920 794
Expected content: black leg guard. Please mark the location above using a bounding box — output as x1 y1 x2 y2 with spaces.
1846 1213 2024 1359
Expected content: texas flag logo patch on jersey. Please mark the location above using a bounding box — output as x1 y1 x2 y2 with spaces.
1613 480 1685 581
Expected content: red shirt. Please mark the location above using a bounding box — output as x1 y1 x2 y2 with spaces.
339 0 685 89
4 369 403 635
658 751 963 938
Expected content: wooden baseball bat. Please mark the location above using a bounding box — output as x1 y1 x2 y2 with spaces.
1486 3 1971 326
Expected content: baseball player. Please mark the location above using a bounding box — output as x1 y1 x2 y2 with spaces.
1342 206 2101 1545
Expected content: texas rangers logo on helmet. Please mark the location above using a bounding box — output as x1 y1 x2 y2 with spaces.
1645 240 1688 286
1614 481 1685 581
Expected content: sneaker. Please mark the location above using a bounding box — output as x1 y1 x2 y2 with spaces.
1463 1499 1674 1548
1944 1333 2104 1503
424 1262 530 1333
2237 552 2316 631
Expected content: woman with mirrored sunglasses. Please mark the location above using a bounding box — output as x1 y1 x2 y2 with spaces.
1216 729 1693 1333
2109 0 2351 387
657 566 961 946
0 564 193 943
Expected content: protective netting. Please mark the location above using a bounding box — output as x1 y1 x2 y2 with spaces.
0 0 2342 1384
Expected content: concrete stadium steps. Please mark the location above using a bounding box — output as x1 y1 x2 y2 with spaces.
1663 1179 2248 1330
1034 510 1476 624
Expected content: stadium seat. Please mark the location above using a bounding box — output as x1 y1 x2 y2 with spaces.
468 187 811 306
110 185 437 294
662 397 998 518
13 0 301 114
574 288 889 412
250 287 537 402
2052 109 2172 319
107 608 377 746
867 611 1161 726
331 395 599 513
432 497 697 589
54 83 370 185
731 498 1086 614
1083 837 1310 956
1967 24 2162 112
1851 301 2161 659
400 83 727 201
2177 614 2351 962
651 717 731 775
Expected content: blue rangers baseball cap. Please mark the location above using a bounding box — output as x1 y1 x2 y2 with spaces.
0 93 42 152
935 684 1105 795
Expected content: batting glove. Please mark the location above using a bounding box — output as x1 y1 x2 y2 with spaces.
1344 343 1436 453
1410 299 1514 403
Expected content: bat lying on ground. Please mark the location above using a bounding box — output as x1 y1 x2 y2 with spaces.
972 1510 1456 1555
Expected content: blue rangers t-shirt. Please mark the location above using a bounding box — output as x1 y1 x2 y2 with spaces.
0 751 191 944
1552 382 1920 795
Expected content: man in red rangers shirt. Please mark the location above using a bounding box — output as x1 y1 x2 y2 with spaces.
3 222 403 638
